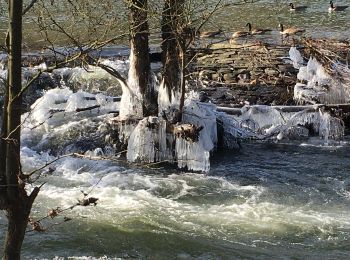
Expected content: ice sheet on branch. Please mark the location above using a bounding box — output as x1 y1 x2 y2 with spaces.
290 47 350 104
230 105 344 141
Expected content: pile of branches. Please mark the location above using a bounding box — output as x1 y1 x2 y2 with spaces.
300 38 350 81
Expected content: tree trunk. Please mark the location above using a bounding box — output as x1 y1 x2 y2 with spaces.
178 46 186 117
2 1 36 259
0 76 9 208
6 0 23 198
161 0 186 120
0 26 10 210
128 0 156 117
3 204 30 260
161 0 182 97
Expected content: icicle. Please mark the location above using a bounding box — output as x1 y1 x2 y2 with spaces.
126 117 173 163
289 47 304 69
157 78 180 115
175 138 210 172
127 117 157 163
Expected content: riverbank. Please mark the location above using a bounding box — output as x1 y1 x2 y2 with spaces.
188 42 298 107
1 38 349 131
0 41 303 110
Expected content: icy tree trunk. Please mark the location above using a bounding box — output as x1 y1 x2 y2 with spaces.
161 0 183 97
160 0 187 119
158 0 185 116
127 0 157 117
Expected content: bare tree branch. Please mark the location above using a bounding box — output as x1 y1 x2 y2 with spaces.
22 0 39 15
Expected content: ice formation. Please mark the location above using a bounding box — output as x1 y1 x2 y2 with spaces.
290 47 350 104
289 47 304 69
177 100 217 172
23 84 345 172
215 112 255 149
20 87 121 155
230 105 344 142
126 117 173 163
157 79 180 114
7 48 347 174
120 50 144 119
126 98 219 172
26 88 119 129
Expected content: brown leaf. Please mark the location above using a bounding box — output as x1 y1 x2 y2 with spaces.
29 219 45 232
47 207 60 219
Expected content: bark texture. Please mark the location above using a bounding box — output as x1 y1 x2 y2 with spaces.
128 0 157 116
161 0 186 99
1 1 39 259
161 0 188 119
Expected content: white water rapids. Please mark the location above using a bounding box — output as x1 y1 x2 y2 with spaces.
0 58 350 259
12 141 350 259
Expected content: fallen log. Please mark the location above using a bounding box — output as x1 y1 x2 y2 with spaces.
48 105 108 115
76 105 101 112
217 103 350 116
216 106 242 115
54 96 121 105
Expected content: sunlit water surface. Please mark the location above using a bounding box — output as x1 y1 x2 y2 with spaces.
0 0 350 258
1 141 350 259
0 0 349 49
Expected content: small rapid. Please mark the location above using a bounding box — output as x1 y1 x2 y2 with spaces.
1 56 350 259
1 140 348 259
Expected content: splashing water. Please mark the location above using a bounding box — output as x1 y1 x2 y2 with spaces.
5 142 350 259
1 54 350 258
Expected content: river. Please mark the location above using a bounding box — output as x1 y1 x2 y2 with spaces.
0 0 350 259
3 141 349 259
1 91 350 259
0 0 349 49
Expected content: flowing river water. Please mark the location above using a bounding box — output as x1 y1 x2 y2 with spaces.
3 140 350 259
0 85 349 259
0 0 350 259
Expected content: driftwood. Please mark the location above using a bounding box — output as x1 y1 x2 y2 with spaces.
54 96 121 105
217 103 350 116
75 105 101 112
300 38 350 74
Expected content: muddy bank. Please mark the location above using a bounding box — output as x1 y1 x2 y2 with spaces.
187 42 299 107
